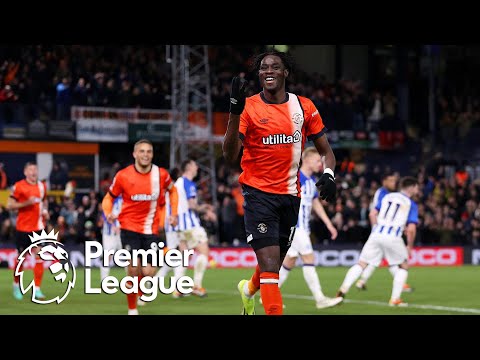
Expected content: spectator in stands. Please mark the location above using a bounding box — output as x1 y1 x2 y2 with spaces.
56 76 71 120
71 77 89 106
49 161 68 190
99 172 112 197
367 90 383 131
0 162 7 189
0 84 19 122
455 165 469 187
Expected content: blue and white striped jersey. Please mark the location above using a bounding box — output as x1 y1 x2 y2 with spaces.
164 191 177 233
296 170 319 233
176 176 202 231
102 195 122 236
371 191 418 239
369 186 390 211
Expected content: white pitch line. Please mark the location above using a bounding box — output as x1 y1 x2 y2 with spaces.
209 289 480 314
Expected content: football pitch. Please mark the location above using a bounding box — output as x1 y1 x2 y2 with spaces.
0 266 478 315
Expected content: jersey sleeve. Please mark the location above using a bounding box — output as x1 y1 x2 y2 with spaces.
109 172 123 198
184 179 197 200
375 190 388 211
302 98 326 141
407 201 419 225
160 167 172 190
370 188 386 211
239 102 251 142
158 168 173 206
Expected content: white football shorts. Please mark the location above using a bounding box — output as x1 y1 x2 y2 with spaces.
286 228 313 257
359 234 408 267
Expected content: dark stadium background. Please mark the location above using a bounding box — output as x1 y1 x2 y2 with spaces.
0 46 479 315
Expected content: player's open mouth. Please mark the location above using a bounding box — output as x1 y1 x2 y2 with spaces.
265 77 275 83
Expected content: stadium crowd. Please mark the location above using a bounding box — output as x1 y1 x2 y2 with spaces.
1 45 480 248
1 156 479 247
1 45 403 132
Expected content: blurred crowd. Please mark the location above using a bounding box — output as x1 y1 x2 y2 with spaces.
2 154 480 247
1 45 480 247
0 45 405 132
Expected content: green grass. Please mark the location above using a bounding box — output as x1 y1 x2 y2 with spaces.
0 266 478 315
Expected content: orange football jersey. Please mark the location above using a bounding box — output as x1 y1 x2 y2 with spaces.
109 164 172 235
11 179 47 232
239 92 326 196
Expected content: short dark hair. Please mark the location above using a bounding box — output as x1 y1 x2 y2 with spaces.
180 158 195 172
24 161 37 169
382 171 396 181
251 50 295 75
134 139 153 150
400 176 418 189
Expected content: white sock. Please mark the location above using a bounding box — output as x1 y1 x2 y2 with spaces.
100 266 109 281
340 264 364 294
156 265 173 278
303 264 325 302
389 265 399 277
193 254 208 288
128 309 139 315
173 264 186 291
391 268 408 300
278 265 291 288
359 264 376 283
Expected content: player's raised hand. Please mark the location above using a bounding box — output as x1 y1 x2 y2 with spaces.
316 170 336 203
229 76 248 115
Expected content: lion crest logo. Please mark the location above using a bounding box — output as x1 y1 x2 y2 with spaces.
16 229 76 304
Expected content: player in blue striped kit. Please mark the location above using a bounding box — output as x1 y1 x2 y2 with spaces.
100 195 123 281
277 147 342 309
336 177 419 306
158 160 213 297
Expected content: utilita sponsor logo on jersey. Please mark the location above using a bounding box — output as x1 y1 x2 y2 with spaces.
262 130 301 145
131 192 159 201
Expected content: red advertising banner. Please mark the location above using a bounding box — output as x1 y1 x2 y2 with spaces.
0 246 467 269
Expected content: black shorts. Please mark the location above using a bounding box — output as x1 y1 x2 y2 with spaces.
16 231 36 254
242 184 301 252
120 229 161 264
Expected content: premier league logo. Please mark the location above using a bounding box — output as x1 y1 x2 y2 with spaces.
15 229 76 304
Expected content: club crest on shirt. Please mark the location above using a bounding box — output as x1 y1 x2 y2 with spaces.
292 113 303 125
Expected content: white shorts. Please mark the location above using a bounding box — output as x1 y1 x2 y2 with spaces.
102 234 122 253
286 228 313 258
359 234 408 267
165 231 180 249
178 227 209 249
